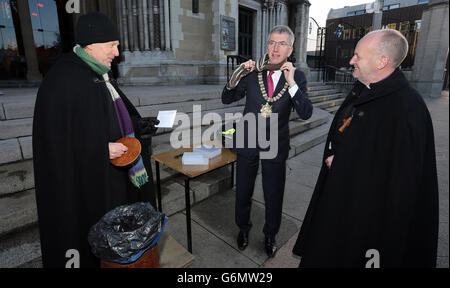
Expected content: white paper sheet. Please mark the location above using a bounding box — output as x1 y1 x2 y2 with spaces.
156 110 177 128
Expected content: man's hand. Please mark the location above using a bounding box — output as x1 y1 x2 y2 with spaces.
241 60 256 74
280 62 296 88
325 155 334 169
109 142 128 160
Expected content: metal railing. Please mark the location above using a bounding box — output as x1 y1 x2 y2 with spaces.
323 65 355 84
227 55 249 83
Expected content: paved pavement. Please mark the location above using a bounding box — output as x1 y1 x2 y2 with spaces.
163 91 449 268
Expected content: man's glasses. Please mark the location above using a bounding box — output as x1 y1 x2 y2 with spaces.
267 40 291 48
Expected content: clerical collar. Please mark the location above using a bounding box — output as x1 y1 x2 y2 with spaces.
367 71 395 90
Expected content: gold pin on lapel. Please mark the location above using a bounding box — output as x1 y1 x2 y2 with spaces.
339 117 353 133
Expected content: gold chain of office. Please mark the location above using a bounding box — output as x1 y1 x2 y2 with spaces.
258 72 289 118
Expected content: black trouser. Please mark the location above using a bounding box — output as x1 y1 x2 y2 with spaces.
235 154 287 240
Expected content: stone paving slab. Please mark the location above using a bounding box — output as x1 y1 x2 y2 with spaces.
0 189 37 237
0 139 22 165
0 160 34 197
164 212 259 268
0 118 32 140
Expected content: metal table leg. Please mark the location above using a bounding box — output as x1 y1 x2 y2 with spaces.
185 177 192 253
231 162 235 188
155 161 162 212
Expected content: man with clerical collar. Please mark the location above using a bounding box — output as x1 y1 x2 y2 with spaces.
293 29 439 268
222 25 313 257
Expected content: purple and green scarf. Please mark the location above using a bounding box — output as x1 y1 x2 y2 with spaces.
74 45 149 188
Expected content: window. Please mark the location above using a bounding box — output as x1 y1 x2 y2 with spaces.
192 0 199 14
340 48 349 59
0 0 18 51
418 0 428 4
309 22 312 34
388 23 397 30
28 0 60 49
383 3 400 10
399 21 410 36
347 9 365 16
415 20 421 32
344 29 351 40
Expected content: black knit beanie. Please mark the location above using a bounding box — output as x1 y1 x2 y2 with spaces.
75 12 119 46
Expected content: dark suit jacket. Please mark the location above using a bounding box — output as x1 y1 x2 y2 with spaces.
222 68 313 161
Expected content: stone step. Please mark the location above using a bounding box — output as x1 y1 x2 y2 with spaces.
0 118 32 140
308 85 337 92
288 117 332 158
0 116 333 268
308 88 341 97
0 107 330 197
0 108 332 229
309 93 346 104
0 87 338 121
0 81 40 88
0 160 34 197
137 98 245 119
151 108 330 186
0 224 41 268
313 98 345 110
308 82 325 87
0 189 37 238
326 105 341 114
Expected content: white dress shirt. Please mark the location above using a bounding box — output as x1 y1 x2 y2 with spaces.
267 70 299 98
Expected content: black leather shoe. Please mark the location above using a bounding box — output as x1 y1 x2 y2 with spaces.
264 236 277 258
237 231 249 251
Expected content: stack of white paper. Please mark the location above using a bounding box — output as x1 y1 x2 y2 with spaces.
193 145 222 159
182 152 209 165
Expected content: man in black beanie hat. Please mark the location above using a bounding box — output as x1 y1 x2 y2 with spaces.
33 12 159 268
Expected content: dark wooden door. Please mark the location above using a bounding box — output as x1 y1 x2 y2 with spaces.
238 7 253 59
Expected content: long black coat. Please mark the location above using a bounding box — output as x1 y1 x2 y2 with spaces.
33 52 156 268
293 69 439 268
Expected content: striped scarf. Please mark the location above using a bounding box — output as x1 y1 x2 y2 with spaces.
74 45 149 188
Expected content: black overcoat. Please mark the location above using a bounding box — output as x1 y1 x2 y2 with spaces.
293 69 439 268
33 52 156 268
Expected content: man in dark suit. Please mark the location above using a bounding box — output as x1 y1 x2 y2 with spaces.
221 25 313 257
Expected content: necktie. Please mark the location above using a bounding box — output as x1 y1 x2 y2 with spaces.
268 71 274 98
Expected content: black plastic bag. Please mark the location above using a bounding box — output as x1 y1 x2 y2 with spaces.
88 202 167 264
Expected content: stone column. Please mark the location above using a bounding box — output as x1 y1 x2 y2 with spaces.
119 0 129 51
261 4 268 54
131 0 139 51
148 0 155 50
372 0 383 30
411 0 449 98
142 0 150 51
16 0 42 81
164 0 171 51
138 0 145 51
126 0 135 51
291 0 310 73
159 0 165 50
